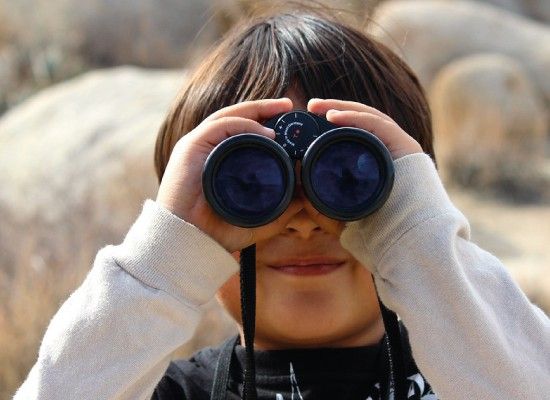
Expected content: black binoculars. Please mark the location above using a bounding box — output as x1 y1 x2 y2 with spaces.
202 111 394 227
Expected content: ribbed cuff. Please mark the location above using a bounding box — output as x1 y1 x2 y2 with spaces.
112 200 239 306
340 153 464 268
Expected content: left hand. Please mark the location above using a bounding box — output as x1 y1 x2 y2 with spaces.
307 98 423 160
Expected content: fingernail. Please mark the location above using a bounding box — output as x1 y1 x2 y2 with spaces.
263 127 275 135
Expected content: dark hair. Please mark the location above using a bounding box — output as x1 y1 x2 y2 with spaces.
154 8 434 182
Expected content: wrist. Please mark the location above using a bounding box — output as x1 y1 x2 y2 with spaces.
340 153 461 267
112 200 239 306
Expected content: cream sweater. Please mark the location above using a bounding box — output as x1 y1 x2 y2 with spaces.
14 154 550 399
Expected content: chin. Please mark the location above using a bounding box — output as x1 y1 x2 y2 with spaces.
216 268 383 350
259 334 339 350
253 319 383 350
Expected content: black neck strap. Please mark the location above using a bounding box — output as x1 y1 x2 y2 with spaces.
376 292 407 399
239 244 257 400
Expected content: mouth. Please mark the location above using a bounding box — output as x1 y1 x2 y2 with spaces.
267 257 346 276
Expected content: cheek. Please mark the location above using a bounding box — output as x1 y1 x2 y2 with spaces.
216 273 242 323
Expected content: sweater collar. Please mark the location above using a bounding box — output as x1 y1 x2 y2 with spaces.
233 338 385 382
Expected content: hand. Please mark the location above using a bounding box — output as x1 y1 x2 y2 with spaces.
307 98 423 160
156 98 304 252
290 98 424 235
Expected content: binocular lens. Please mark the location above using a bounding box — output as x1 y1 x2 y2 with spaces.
203 134 295 227
213 147 286 216
310 141 380 210
301 127 394 220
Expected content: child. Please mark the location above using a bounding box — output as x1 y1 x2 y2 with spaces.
15 7 549 400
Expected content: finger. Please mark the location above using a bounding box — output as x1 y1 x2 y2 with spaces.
307 98 394 122
325 109 422 158
191 116 276 147
326 109 398 144
204 98 293 123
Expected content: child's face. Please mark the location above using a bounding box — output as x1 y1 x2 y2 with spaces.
215 94 384 349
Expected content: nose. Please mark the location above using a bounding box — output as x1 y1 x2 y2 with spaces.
285 208 322 239
285 161 321 239
285 187 321 239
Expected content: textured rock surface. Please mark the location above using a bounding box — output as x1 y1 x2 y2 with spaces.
430 53 548 198
478 0 550 23
369 0 550 106
0 0 216 69
0 67 180 227
0 0 218 116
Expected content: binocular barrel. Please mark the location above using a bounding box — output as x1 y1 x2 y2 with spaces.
202 111 394 227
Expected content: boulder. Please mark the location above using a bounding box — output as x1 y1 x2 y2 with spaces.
73 0 218 68
430 53 548 200
0 0 217 69
477 0 550 23
0 66 183 230
0 0 218 115
368 0 550 106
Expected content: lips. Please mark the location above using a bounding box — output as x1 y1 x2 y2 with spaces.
267 257 346 276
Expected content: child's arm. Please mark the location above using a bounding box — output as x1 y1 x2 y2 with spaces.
341 153 550 400
14 200 239 400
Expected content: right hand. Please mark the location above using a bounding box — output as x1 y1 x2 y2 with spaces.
156 98 304 252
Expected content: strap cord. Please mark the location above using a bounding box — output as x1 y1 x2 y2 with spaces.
240 244 257 400
374 277 408 399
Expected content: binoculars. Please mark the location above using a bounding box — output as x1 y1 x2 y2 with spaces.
202 111 394 227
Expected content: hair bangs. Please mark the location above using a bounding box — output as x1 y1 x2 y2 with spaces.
155 10 434 182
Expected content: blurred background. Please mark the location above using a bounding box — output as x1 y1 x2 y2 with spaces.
0 0 548 397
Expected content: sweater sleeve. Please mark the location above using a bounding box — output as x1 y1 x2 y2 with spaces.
13 200 239 400
340 153 550 400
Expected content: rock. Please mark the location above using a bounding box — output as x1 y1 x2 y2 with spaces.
74 0 218 68
477 0 550 23
0 0 217 69
430 53 548 201
368 0 550 106
0 0 218 118
0 66 183 230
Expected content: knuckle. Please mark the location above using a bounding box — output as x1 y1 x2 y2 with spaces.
204 110 223 122
200 119 218 131
214 116 230 124
212 116 238 127
369 114 385 124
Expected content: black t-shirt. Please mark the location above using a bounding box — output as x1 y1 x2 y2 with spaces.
152 330 437 400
